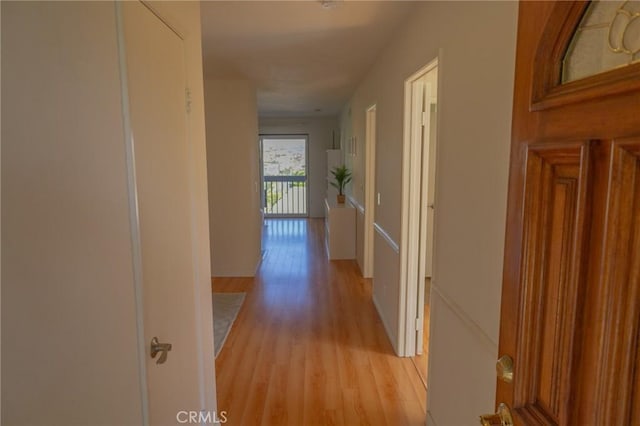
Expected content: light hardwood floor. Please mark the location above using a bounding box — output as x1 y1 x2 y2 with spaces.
213 218 427 426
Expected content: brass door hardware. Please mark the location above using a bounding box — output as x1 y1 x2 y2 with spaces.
479 403 513 426
150 336 172 364
496 355 514 383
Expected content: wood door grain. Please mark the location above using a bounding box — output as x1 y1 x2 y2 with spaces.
497 1 640 424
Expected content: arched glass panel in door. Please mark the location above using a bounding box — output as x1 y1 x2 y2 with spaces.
562 0 640 83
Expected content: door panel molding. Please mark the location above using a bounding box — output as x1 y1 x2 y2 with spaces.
589 138 640 424
514 141 592 425
498 2 640 424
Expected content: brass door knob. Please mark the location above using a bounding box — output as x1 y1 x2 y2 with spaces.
479 403 513 426
496 355 514 383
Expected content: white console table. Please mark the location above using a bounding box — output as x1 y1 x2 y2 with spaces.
324 198 355 260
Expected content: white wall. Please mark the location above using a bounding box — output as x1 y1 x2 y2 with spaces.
2 3 144 423
341 2 518 424
259 116 340 218
1 1 215 423
205 79 262 277
372 229 401 348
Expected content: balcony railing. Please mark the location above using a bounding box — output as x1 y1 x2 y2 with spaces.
263 175 307 217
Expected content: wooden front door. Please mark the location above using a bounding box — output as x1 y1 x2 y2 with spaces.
495 1 640 424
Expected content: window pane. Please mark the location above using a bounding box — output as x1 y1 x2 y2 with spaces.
562 0 640 83
262 138 306 176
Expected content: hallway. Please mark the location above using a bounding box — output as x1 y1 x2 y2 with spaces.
213 219 426 425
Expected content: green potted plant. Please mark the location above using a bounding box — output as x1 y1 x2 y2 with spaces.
330 165 352 204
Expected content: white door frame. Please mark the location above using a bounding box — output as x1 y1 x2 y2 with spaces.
363 104 377 278
398 57 439 357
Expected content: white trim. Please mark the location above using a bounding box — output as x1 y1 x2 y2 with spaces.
431 283 498 353
399 56 439 358
404 75 425 357
373 222 399 253
254 247 265 275
182 65 207 419
347 195 364 214
404 59 439 89
114 3 149 424
363 104 377 278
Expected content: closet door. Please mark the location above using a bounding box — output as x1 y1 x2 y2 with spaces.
121 2 201 423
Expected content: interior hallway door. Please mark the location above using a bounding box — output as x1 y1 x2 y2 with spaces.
402 60 439 359
121 2 204 423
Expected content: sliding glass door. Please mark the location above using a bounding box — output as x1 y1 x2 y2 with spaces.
260 135 309 217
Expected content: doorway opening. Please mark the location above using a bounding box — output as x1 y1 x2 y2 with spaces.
363 104 377 278
399 59 439 389
260 135 309 217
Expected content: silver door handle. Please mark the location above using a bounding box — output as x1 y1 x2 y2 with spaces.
150 337 172 364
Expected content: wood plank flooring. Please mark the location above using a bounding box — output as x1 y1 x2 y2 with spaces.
213 219 426 426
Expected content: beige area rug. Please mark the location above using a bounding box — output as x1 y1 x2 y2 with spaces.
212 292 246 358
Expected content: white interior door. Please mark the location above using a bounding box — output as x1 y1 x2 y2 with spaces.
415 69 438 356
121 2 201 423
364 105 377 278
424 101 438 278
415 79 429 355
407 76 426 355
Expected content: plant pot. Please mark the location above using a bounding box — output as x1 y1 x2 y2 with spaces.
337 194 346 204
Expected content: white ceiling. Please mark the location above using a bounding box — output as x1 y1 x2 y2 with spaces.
200 1 416 117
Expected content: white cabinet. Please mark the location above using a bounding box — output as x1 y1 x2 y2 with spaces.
324 198 355 259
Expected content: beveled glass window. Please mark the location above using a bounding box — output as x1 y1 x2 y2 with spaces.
562 0 640 83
